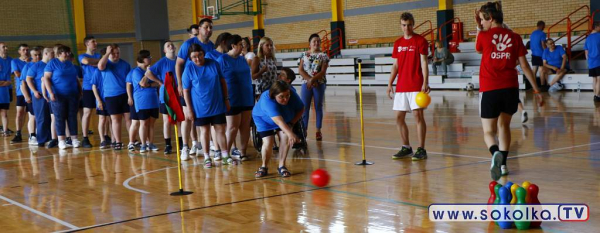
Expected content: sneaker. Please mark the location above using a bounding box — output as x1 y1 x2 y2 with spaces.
501 165 509 176
222 155 231 165
72 139 81 148
213 151 222 161
4 128 13 135
204 158 213 168
148 143 159 151
65 137 72 146
164 145 172 154
47 139 58 148
10 134 22 144
490 151 503 181
209 141 216 151
595 96 600 102
412 147 428 161
29 136 37 145
81 138 93 148
232 148 241 156
134 141 142 148
128 143 135 151
58 141 72 150
140 145 148 153
392 146 413 159
114 142 123 150
99 141 109 149
180 146 190 161
189 144 197 155
316 132 323 141
521 111 528 123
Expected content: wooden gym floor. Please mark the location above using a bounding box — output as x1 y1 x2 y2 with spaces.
0 86 598 232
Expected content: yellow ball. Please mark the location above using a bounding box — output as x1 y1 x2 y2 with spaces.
415 92 431 108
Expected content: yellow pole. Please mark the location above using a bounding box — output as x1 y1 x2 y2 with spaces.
174 124 183 192
355 59 373 166
253 0 264 30
72 0 86 55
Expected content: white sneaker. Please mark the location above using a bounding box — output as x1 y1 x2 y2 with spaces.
521 111 528 123
180 146 190 161
72 138 81 148
501 165 509 176
58 141 70 150
189 144 197 155
29 136 37 145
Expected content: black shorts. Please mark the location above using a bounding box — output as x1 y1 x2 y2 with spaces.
129 104 139 120
531 55 543 66
159 103 168 114
96 109 110 116
16 95 27 107
0 103 9 110
179 96 186 107
480 88 519 119
27 102 34 115
105 94 129 115
226 105 253 116
137 108 159 120
194 113 226 126
258 128 281 138
81 90 96 109
589 66 600 77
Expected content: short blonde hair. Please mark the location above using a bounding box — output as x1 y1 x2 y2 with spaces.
257 36 275 60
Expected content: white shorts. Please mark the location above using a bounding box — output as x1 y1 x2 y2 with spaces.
393 92 422 112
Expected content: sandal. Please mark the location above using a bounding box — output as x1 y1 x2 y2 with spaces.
255 167 268 178
277 166 291 177
114 142 123 150
204 158 213 168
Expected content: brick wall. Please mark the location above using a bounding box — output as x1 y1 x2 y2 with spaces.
84 0 135 35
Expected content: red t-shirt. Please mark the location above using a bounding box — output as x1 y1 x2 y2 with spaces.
476 27 527 92
392 34 428 92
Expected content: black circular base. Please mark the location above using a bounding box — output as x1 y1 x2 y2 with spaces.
170 190 194 196
355 160 374 165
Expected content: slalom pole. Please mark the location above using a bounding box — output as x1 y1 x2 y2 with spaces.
170 124 193 196
355 59 373 166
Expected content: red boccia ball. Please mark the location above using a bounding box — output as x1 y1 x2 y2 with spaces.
311 169 330 187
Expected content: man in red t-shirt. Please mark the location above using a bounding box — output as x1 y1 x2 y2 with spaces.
475 2 542 181
386 12 430 161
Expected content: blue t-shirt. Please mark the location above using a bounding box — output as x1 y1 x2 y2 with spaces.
17 62 33 96
26 61 48 96
252 90 304 132
78 53 101 91
149 57 176 104
101 59 131 98
182 60 226 118
0 56 13 103
132 67 159 111
44 59 79 95
529 29 546 57
90 70 104 100
217 54 254 107
584 33 600 69
205 50 223 61
542 46 566 68
177 37 215 61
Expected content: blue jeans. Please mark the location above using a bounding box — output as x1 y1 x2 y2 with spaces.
301 82 326 131
50 93 79 137
32 96 51 144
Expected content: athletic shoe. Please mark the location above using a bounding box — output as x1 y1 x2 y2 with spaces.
490 151 503 181
114 142 123 150
148 143 159 151
72 139 81 148
594 96 600 102
134 141 142 148
47 139 58 148
392 146 413 159
58 141 72 150
412 147 428 161
128 143 135 151
521 111 528 123
501 165 509 176
222 155 231 165
81 138 93 148
99 141 109 149
140 145 148 153
164 145 172 154
29 136 37 145
65 137 72 146
10 134 22 144
316 132 323 141
189 144 198 155
4 128 13 135
232 148 241 156
213 150 222 161
180 146 190 161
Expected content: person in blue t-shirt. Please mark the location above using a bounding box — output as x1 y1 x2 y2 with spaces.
126 66 140 151
542 39 568 91
182 44 230 165
132 50 160 153
10 43 30 141
17 47 42 145
530 21 547 86
43 45 81 150
253 81 304 178
175 18 214 157
585 22 600 102
218 35 254 161
98 44 131 150
77 36 101 147
146 41 179 154
0 42 11 136
26 48 56 146
205 32 230 61
91 48 113 149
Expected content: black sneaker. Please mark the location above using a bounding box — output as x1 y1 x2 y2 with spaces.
392 146 413 159
412 147 428 161
594 96 600 102
134 141 142 148
4 128 13 135
128 143 135 151
65 137 73 146
114 142 123 150
81 137 93 148
99 141 109 149
164 144 172 154
10 134 22 144
47 139 58 148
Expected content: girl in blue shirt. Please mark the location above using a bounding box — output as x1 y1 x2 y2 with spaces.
182 43 231 166
43 45 81 149
253 81 304 177
218 35 254 161
91 48 114 148
132 50 160 153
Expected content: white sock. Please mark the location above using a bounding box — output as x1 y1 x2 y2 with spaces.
204 153 210 159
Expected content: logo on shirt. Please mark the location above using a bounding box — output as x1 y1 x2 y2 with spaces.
491 34 513 59
397 46 416 52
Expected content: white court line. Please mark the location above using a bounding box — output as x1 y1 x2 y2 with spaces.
123 166 172 194
510 142 600 159
290 157 351 163
0 194 79 230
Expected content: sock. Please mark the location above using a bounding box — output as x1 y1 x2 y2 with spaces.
221 150 229 158
31 133 36 137
489 145 500 156
165 138 171 146
192 140 198 146
402 145 411 149
500 151 508 165
204 153 210 159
